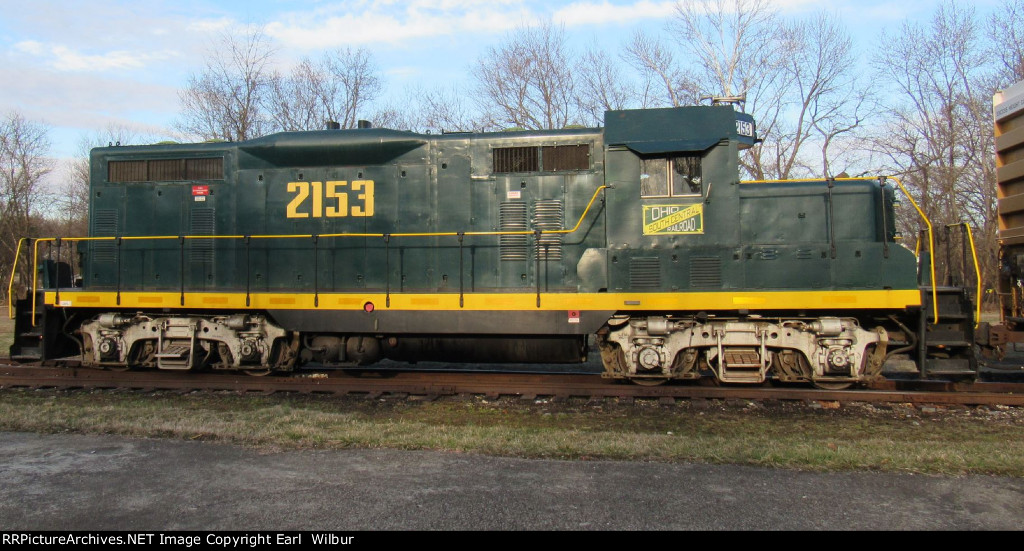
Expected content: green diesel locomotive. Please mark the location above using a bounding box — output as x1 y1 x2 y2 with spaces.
8 106 977 386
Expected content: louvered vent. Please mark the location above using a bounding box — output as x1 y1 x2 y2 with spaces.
92 209 118 263
493 147 538 173
108 157 224 182
189 208 215 263
629 257 661 288
532 199 564 260
542 145 590 171
148 159 184 181
796 249 814 260
186 158 224 180
499 202 529 260
689 257 722 288
108 161 146 183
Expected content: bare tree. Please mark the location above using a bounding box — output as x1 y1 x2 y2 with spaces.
404 85 480 134
660 2 864 181
472 23 578 130
576 48 638 126
266 58 323 132
670 0 785 100
772 13 866 179
991 0 1024 85
873 1 997 298
63 125 161 236
176 27 276 141
268 48 383 131
0 112 52 301
622 32 699 109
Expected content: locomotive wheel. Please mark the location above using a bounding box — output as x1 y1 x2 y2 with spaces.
243 368 273 377
104 365 132 372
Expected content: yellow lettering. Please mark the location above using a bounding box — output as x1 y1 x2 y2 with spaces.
326 181 348 217
288 179 375 219
311 181 323 218
352 180 374 217
286 182 309 218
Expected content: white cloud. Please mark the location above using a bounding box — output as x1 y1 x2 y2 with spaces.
52 46 176 72
0 57 179 155
264 3 531 49
186 17 236 34
552 1 675 26
11 40 179 73
14 40 47 56
386 66 423 78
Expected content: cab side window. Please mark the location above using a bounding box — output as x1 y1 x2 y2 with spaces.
672 155 701 196
640 158 668 197
640 155 702 198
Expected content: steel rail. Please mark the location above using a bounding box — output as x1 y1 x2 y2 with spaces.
2 365 1023 407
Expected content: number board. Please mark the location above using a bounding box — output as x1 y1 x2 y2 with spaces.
285 180 375 218
642 204 704 235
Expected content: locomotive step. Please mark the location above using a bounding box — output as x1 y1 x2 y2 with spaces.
925 340 973 348
154 345 191 359
926 314 969 321
924 359 976 375
718 374 765 383
11 349 42 361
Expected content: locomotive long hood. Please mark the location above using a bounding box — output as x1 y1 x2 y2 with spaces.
238 128 427 167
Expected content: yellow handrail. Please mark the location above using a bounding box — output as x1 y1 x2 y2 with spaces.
26 185 610 320
888 177 938 323
7 237 26 319
743 176 939 322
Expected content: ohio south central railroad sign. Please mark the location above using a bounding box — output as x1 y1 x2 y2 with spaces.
642 204 704 235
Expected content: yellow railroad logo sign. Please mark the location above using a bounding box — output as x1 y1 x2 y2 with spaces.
643 204 703 235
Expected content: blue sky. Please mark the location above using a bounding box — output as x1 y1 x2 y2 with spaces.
0 0 1003 161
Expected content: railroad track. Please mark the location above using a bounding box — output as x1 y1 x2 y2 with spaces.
2 361 1024 406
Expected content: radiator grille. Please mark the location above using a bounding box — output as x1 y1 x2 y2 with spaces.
689 257 722 288
532 200 564 260
92 209 118 263
499 202 529 260
189 208 215 263
629 257 661 288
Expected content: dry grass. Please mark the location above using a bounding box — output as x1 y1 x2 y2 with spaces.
0 315 13 357
2 388 1024 476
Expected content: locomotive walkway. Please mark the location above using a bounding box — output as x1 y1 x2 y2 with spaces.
1 431 1021 530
